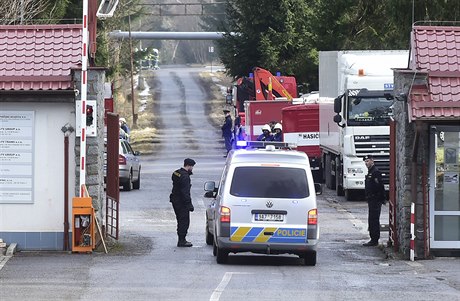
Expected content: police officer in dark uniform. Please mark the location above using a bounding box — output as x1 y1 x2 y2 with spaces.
221 109 233 157
170 158 196 247
363 155 385 246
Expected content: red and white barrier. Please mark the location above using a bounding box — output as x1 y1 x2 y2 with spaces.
79 0 89 196
410 202 415 261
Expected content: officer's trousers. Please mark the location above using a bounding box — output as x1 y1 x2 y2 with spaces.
224 135 232 152
367 201 382 242
172 202 190 237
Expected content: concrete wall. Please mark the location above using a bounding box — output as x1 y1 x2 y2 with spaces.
0 101 76 250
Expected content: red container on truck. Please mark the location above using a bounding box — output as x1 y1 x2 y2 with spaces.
245 100 292 141
282 104 322 182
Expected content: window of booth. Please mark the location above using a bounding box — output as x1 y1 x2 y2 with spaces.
430 126 460 248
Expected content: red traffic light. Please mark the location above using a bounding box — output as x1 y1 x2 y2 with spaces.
86 105 94 126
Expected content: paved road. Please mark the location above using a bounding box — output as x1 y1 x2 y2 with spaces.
0 66 459 301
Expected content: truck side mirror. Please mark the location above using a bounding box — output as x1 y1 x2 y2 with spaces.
333 114 342 124
334 97 341 113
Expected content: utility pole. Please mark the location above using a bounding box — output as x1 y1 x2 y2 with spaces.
128 14 137 128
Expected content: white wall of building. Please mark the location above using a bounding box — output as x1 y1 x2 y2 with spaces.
0 102 76 232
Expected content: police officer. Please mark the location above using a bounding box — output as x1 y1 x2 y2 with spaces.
170 158 196 247
221 109 233 157
363 155 385 246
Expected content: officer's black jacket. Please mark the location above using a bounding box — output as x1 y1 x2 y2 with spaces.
170 168 193 207
364 164 385 203
221 115 232 138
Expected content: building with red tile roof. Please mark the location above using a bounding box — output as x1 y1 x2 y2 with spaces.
392 25 460 259
0 24 82 94
408 25 460 121
0 23 107 251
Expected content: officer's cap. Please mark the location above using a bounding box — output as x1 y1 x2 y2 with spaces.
223 109 230 113
184 158 196 166
363 154 374 161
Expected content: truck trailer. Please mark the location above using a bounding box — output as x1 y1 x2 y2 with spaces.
319 50 409 201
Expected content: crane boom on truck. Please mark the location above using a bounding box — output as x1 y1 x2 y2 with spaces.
229 67 298 126
319 50 409 201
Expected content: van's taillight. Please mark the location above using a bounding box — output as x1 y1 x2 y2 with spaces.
118 154 126 165
308 209 317 225
220 206 231 223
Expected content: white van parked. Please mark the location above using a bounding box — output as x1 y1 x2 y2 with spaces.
204 143 321 266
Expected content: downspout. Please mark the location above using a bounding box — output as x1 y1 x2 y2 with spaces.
422 161 429 258
61 124 74 251
410 121 421 259
64 135 69 251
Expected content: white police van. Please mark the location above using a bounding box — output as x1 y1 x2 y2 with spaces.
204 142 321 266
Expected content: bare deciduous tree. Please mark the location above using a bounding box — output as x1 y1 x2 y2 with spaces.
0 0 49 25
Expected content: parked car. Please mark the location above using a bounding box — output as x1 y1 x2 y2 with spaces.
119 139 141 191
104 138 141 191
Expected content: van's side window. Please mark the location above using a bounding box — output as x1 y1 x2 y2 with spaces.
230 167 309 198
217 164 228 198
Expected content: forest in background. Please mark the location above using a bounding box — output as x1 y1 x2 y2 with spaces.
1 0 460 91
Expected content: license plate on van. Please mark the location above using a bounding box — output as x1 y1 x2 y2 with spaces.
255 213 284 222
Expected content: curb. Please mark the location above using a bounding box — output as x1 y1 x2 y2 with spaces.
0 243 17 271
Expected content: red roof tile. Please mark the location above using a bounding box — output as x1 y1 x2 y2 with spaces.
0 24 82 91
412 26 460 72
409 26 460 120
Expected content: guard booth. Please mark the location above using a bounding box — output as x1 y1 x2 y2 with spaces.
72 196 95 252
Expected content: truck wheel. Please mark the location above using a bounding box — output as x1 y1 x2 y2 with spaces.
345 189 354 201
325 154 332 189
335 158 344 196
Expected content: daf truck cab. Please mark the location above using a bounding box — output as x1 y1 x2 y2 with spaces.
319 50 409 201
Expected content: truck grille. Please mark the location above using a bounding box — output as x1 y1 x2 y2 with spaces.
354 135 390 185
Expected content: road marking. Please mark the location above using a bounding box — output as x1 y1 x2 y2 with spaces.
0 256 11 271
210 272 251 301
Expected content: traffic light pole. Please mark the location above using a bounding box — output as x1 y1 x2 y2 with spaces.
79 0 89 196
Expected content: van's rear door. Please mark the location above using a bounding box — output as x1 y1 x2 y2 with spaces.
227 164 314 243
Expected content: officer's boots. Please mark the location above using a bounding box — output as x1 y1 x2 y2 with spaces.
177 235 193 247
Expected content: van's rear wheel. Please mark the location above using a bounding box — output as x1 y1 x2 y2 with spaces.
216 247 228 264
302 250 317 266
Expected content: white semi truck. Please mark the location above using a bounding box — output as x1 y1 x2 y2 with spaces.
319 50 408 200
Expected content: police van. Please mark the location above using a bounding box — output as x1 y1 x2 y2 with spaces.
204 142 321 266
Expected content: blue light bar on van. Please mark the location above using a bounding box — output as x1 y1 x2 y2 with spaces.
236 141 295 150
236 140 248 147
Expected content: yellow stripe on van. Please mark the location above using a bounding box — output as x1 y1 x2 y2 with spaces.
254 227 278 242
231 227 251 241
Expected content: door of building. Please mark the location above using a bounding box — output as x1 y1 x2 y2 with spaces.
430 125 460 249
